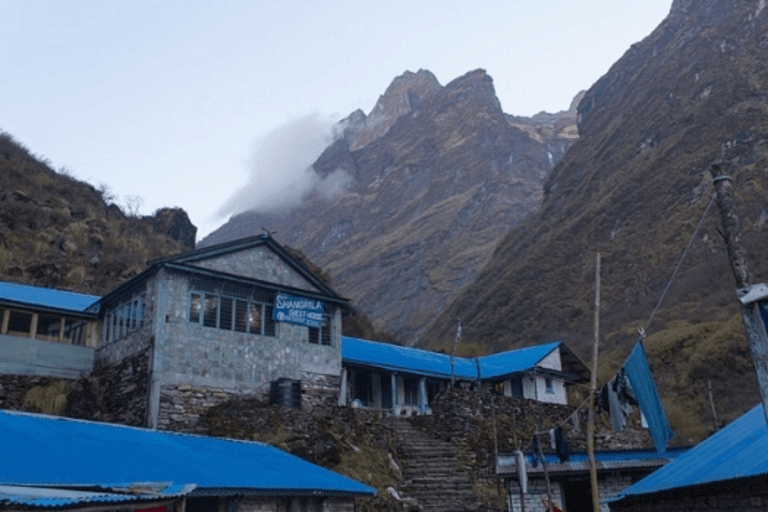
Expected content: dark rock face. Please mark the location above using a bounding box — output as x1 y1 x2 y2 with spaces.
148 208 197 249
203 69 578 343
429 0 768 440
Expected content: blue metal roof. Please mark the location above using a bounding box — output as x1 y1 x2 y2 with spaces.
0 282 100 314
477 342 561 379
0 410 375 497
0 484 195 509
615 404 768 499
342 336 478 379
342 337 561 380
498 447 689 468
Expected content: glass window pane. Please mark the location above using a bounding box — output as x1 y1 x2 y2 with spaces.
36 314 62 342
219 297 233 330
321 315 331 346
8 310 33 337
65 319 86 345
124 303 133 332
104 313 111 342
130 299 139 330
248 304 262 334
189 293 201 323
138 293 146 327
203 294 218 328
264 305 276 337
234 300 248 332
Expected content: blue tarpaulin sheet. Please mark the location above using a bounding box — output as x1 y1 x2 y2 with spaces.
623 341 673 453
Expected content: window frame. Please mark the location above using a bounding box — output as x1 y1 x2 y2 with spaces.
307 312 332 346
102 290 146 344
187 283 277 338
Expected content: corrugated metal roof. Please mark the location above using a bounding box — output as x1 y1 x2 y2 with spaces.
0 483 194 509
0 282 99 314
342 336 478 379
477 342 561 379
615 404 768 499
342 337 562 380
496 448 688 476
0 410 375 497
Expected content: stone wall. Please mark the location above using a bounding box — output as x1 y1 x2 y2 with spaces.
301 372 341 409
157 371 340 433
507 473 638 512
155 270 341 391
507 477 566 512
158 383 239 433
0 374 75 413
610 475 768 512
237 497 356 512
0 348 150 427
91 348 151 426
191 245 317 291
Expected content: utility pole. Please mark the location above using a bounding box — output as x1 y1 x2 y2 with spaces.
710 163 768 423
451 318 460 388
587 253 601 512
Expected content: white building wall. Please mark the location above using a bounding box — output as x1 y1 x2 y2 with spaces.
538 348 562 371
521 373 567 405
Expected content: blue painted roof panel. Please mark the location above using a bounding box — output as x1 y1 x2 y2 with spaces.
0 411 375 496
0 484 194 508
477 342 560 379
617 404 768 498
342 336 478 379
342 337 558 380
0 282 100 313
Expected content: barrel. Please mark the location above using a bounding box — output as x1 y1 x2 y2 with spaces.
269 378 302 409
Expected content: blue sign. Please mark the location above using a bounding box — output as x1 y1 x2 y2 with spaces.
273 293 325 328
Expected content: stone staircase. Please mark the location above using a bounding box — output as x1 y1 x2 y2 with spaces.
385 417 484 512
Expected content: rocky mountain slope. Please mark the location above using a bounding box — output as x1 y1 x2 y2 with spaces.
203 69 579 343
428 0 768 442
0 132 196 293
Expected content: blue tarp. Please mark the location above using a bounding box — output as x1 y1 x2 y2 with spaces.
615 404 768 500
342 336 562 380
0 282 99 313
0 410 375 497
623 341 674 453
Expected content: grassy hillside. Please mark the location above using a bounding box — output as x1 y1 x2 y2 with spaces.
0 132 195 293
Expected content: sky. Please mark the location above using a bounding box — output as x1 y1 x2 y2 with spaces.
3 1 672 240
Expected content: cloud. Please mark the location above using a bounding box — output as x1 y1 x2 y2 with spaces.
216 114 350 218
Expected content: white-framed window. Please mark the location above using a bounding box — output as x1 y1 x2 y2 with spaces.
102 290 146 344
545 377 554 394
308 313 332 346
188 280 276 337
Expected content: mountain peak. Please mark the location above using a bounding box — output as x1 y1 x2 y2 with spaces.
350 69 442 150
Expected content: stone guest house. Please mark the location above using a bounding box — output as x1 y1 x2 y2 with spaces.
0 234 589 430
1 234 348 429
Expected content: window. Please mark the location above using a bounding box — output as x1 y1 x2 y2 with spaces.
36 314 62 342
1 308 89 345
308 313 332 346
7 310 33 337
403 378 419 406
545 377 554 394
64 318 86 345
103 290 146 344
188 281 276 337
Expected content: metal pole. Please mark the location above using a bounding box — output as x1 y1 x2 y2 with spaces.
451 318 460 388
587 253 601 512
710 164 768 423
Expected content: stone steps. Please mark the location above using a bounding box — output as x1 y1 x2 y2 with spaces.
385 418 484 512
